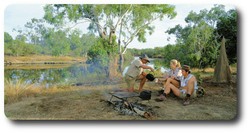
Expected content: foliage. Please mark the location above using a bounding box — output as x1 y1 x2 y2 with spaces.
87 38 109 66
165 5 236 68
216 9 237 64
4 32 13 43
4 39 42 56
43 4 177 75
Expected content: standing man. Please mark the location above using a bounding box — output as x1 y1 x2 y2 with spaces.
125 54 154 92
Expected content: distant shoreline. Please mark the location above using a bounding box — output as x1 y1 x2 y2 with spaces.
4 55 87 65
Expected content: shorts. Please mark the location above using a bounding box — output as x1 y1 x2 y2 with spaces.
179 89 197 99
125 74 137 89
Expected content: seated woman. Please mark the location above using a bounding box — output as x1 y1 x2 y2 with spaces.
158 59 182 94
156 65 198 106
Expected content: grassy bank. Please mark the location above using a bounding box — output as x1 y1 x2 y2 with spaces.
4 55 87 64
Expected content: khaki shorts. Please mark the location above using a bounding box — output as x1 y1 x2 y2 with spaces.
125 74 137 89
179 89 197 99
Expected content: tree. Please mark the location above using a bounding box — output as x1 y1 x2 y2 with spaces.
216 9 237 64
165 4 231 68
45 29 70 56
4 32 13 43
24 18 47 45
44 4 177 78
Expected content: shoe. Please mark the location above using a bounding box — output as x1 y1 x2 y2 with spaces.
155 94 166 102
157 90 164 96
183 98 190 106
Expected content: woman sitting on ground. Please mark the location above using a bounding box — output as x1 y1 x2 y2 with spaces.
159 59 182 93
156 65 198 106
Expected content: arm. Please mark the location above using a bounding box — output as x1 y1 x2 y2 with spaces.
171 69 182 80
140 64 154 72
187 76 196 95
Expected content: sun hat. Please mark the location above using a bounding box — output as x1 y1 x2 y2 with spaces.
139 54 150 63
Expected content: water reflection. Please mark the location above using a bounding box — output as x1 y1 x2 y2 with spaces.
5 58 168 88
4 64 107 87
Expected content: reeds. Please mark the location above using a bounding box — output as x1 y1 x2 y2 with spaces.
4 79 42 104
4 79 74 104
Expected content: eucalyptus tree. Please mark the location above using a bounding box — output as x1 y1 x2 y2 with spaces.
43 4 176 78
166 4 230 68
24 18 47 45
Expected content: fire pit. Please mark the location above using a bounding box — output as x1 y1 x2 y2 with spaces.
107 91 155 120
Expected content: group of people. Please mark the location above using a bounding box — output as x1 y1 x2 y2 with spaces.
124 54 198 106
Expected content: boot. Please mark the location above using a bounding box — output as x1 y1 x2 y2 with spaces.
183 94 190 106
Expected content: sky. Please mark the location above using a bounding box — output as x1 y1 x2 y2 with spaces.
4 4 235 49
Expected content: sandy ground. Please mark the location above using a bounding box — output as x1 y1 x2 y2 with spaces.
4 77 237 120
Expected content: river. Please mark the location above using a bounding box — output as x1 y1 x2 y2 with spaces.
4 57 168 87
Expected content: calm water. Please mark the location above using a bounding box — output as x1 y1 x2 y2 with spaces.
4 58 167 87
4 63 107 87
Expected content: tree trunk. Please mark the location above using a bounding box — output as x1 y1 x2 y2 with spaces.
119 53 124 73
108 54 119 80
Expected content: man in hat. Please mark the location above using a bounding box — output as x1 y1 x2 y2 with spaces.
124 54 154 92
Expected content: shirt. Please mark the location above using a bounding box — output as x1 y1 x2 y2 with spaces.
180 74 198 90
168 67 182 81
125 59 143 78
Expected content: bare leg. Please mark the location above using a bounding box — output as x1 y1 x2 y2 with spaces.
125 75 136 92
164 78 180 89
128 87 134 92
166 84 180 97
183 77 196 106
138 75 147 92
156 83 180 101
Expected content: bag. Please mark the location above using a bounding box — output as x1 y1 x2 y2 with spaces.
196 86 205 97
139 90 152 100
146 73 155 81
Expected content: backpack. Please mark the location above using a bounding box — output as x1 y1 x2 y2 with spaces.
196 86 205 97
139 90 152 100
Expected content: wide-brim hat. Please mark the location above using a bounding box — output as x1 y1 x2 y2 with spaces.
139 54 150 63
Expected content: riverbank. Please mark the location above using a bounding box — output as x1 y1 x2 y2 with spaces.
4 55 87 64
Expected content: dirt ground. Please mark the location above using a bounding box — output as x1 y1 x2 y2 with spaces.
4 77 237 120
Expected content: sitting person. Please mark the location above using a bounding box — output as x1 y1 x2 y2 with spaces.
164 59 182 87
124 54 154 92
158 59 182 95
156 65 198 106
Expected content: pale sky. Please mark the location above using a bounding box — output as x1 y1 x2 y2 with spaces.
4 4 235 49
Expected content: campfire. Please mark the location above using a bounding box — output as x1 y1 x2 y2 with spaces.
110 100 155 120
105 91 155 120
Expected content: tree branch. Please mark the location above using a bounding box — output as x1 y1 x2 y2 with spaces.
66 19 92 29
121 15 161 54
114 4 133 31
